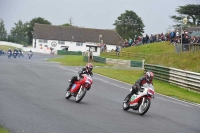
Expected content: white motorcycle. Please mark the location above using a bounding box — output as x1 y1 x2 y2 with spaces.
122 83 155 115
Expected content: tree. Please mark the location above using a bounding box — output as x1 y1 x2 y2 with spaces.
113 10 145 40
10 20 28 44
61 17 74 27
27 17 51 45
170 4 200 28
0 19 7 41
61 23 71 26
69 17 74 25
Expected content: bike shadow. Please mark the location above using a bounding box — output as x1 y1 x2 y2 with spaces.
64 98 91 105
122 109 152 118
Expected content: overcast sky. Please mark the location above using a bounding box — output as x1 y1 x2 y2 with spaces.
0 0 199 36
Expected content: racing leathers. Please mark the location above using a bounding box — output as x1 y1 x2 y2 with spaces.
126 76 153 101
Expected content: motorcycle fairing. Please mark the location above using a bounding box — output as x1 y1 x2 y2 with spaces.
70 83 81 93
129 95 142 106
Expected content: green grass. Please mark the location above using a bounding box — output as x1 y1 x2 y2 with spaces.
48 55 113 67
0 126 10 133
0 45 16 51
101 42 200 72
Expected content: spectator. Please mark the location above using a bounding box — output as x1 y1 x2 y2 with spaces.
123 39 128 48
176 30 179 37
128 38 133 46
115 45 121 57
101 44 104 52
146 34 150 43
190 36 196 44
170 30 176 44
142 36 146 44
104 44 107 52
195 36 200 43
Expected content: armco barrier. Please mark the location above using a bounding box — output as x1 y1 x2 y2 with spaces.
83 56 142 67
144 64 200 92
57 50 82 55
93 56 106 64
106 58 131 66
131 60 143 67
83 56 88 62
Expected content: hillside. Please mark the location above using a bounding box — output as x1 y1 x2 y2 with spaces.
101 42 200 73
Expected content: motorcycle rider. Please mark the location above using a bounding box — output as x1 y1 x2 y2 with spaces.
67 63 93 91
19 49 22 54
29 50 33 56
124 71 154 102
7 48 12 53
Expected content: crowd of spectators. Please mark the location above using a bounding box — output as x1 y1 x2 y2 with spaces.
121 30 200 49
122 33 168 48
100 43 107 52
169 30 200 46
99 29 200 55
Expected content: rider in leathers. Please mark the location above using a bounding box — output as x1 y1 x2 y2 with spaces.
67 63 93 91
125 71 154 102
7 48 12 54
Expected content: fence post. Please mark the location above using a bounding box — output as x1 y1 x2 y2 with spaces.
142 59 145 70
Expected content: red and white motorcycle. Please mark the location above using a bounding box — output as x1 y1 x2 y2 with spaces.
122 83 155 115
65 74 93 103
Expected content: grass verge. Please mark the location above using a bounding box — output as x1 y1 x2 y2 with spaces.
0 45 17 51
0 126 10 133
101 42 200 72
48 55 113 67
48 55 200 104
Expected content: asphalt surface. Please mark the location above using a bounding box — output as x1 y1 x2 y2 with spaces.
0 53 200 133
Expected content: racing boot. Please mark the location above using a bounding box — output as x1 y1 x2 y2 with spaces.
67 80 73 91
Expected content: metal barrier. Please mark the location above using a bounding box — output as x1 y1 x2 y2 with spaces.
190 43 200 52
144 64 200 92
57 50 82 55
83 56 143 67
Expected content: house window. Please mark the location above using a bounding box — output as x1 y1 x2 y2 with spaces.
88 47 97 52
39 39 48 43
76 42 83 46
58 41 65 44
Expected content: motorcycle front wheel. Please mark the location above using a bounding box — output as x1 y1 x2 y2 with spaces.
65 89 72 99
138 98 151 115
75 87 87 103
122 95 130 111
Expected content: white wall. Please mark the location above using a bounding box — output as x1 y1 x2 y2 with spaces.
33 39 102 55
105 44 117 52
0 41 24 48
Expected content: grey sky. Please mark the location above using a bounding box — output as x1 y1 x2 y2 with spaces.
0 0 199 36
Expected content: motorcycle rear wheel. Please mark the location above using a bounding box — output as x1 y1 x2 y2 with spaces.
75 88 87 103
138 98 151 115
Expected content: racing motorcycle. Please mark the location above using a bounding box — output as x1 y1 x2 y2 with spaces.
65 74 93 103
13 51 17 58
28 52 33 59
122 83 155 115
18 51 24 57
7 51 12 58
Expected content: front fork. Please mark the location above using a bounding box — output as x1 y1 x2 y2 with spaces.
141 96 150 106
141 97 145 106
78 86 83 94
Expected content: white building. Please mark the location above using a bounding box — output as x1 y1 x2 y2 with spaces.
32 24 124 56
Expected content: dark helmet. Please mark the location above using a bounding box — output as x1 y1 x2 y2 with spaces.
30 50 32 52
145 71 154 82
86 63 93 72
